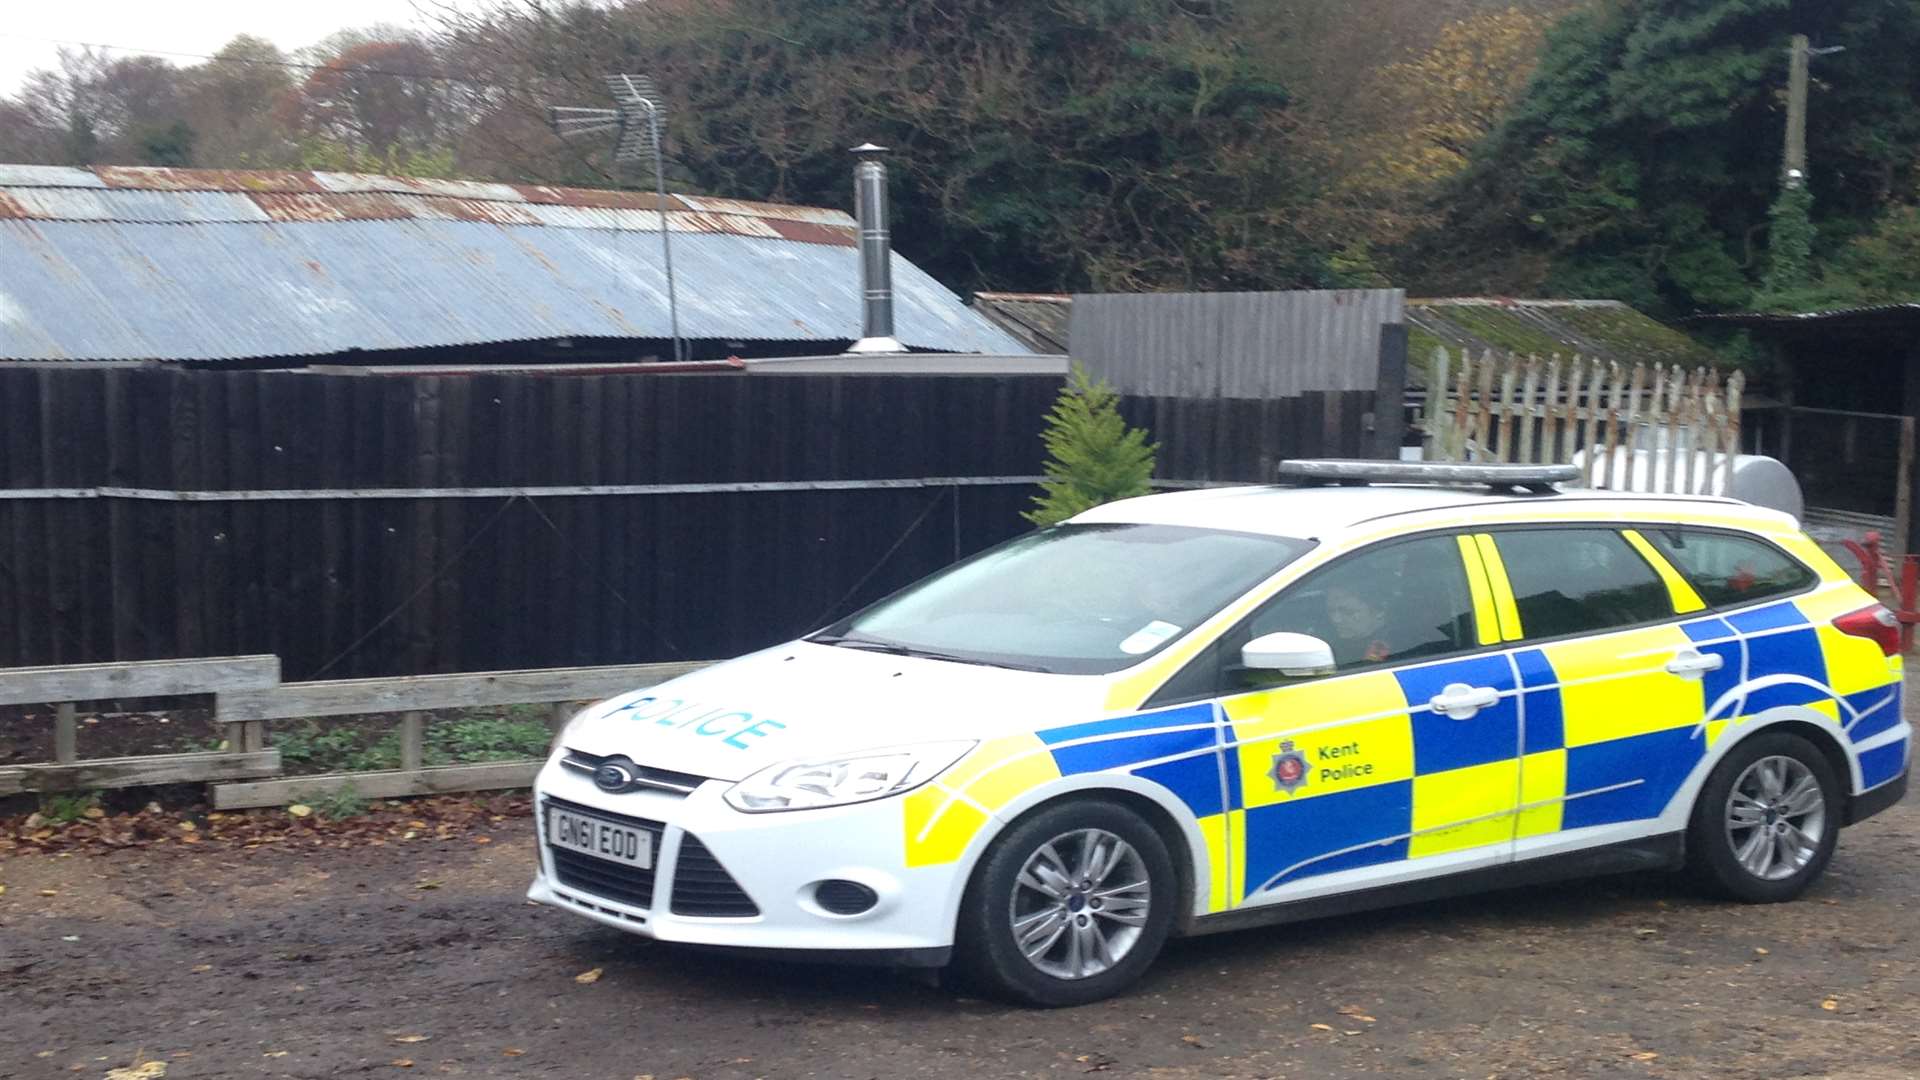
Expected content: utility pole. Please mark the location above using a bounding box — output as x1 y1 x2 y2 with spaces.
1783 34 1809 187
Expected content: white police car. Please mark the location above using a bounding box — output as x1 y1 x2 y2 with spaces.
531 461 1908 1005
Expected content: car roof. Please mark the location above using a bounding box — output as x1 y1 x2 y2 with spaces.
1070 483 1791 540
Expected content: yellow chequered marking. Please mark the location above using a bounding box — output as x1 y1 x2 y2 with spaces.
1516 749 1566 838
1474 534 1525 640
1409 759 1519 857
901 734 1060 868
902 788 989 868
1705 718 1732 748
1197 810 1245 913
1457 535 1501 646
1622 529 1706 614
1813 622 1905 700
1226 671 1413 810
1548 624 1701 747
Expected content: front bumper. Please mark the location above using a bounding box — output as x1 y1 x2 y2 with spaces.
527 754 970 964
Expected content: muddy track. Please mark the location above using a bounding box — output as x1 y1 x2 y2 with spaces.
4 795 1918 1080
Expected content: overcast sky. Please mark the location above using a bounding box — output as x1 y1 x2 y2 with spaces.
0 0 496 94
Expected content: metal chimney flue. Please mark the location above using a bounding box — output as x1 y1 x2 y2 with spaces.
845 142 904 354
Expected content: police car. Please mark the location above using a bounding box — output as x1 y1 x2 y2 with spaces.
530 460 1909 1006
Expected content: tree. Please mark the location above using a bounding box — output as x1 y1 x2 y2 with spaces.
1024 366 1158 528
1298 5 1556 274
282 38 447 158
1428 0 1920 314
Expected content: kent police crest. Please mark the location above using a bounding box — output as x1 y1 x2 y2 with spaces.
1269 739 1308 796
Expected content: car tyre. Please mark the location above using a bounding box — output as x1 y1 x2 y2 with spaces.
1686 731 1842 903
952 798 1176 1007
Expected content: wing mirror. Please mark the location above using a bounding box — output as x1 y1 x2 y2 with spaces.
1241 632 1336 677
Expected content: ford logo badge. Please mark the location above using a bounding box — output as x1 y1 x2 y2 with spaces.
593 761 636 793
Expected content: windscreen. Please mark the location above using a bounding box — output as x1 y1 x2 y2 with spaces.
815 523 1313 675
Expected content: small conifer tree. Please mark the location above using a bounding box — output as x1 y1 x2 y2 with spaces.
1023 365 1159 528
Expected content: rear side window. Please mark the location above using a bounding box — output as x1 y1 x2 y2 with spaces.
1490 528 1674 639
1643 528 1816 607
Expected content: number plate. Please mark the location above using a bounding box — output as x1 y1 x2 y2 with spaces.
547 808 653 869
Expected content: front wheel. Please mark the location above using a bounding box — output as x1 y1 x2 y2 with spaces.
952 799 1176 1007
1686 732 1842 903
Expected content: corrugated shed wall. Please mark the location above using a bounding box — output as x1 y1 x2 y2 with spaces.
1068 290 1405 399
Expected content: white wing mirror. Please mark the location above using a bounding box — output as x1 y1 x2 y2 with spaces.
1241 632 1336 677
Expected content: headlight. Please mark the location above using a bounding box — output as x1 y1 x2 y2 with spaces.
724 741 975 813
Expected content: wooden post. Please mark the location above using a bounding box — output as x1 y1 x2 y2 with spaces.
1895 416 1913 559
54 703 77 764
399 711 426 773
550 701 575 733
1517 356 1540 465
1426 346 1451 460
1372 324 1409 460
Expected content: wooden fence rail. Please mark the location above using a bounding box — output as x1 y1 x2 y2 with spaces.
1 655 715 804
1418 348 1745 493
0 655 283 796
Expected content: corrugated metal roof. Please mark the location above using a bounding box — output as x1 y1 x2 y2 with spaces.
1068 290 1406 398
0 165 1028 361
1681 303 1920 329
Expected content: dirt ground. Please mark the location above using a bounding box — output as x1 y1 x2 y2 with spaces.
3 787 1916 1079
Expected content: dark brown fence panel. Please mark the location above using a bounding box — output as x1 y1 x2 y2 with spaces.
0 368 1382 678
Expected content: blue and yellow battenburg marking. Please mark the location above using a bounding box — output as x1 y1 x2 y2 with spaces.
901 528 1905 913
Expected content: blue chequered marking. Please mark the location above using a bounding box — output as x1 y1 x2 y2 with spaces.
1242 780 1413 895
1847 684 1904 743
1394 655 1519 774
1725 600 1808 634
1220 718 1245 810
1859 739 1909 790
1740 627 1830 712
1039 703 1226 820
1132 754 1228 818
1512 648 1564 754
1681 616 1743 707
1563 727 1705 829
1037 703 1214 746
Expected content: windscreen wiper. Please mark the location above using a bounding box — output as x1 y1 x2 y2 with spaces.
808 635 1051 673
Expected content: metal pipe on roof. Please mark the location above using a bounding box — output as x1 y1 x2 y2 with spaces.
846 143 904 354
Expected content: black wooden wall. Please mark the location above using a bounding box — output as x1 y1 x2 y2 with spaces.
0 367 1378 678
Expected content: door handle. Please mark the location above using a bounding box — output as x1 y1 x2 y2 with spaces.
1665 649 1725 678
1429 683 1501 720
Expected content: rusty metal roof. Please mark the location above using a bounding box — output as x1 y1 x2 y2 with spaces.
0 165 1028 361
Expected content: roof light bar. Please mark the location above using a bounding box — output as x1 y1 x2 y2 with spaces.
1276 459 1580 493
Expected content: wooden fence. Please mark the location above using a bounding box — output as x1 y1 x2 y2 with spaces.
1418 348 1745 493
0 366 1387 679
0 653 715 806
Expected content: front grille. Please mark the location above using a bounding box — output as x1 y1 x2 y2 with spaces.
543 797 665 911
559 750 706 797
670 834 760 917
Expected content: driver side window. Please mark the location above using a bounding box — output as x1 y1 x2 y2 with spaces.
1150 534 1481 704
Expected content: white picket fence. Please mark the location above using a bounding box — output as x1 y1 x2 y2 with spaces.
1418 348 1745 493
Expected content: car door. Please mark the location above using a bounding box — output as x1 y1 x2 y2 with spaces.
1476 526 1705 850
1162 532 1521 909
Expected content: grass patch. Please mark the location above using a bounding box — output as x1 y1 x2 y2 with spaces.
270 708 556 776
39 790 101 824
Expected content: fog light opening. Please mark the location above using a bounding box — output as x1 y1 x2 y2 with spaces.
813 879 880 916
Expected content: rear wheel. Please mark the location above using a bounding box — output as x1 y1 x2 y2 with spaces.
1687 732 1841 903
952 799 1176 1007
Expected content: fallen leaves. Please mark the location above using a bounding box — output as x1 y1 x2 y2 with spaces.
390 1058 414 1068
287 805 313 819
104 1061 166 1080
1821 997 1839 1011
2 793 534 858
1630 1050 1660 1061
575 967 604 985
1337 1004 1377 1023
391 1035 430 1045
